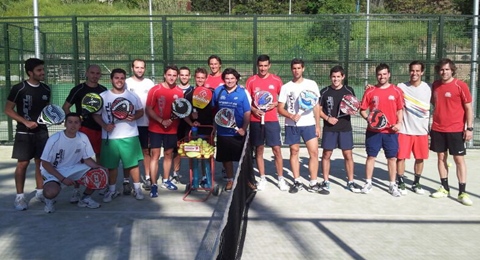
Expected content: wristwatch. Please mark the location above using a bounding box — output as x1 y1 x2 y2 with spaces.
466 127 474 131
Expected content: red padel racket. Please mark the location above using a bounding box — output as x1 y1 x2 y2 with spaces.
106 97 134 144
367 109 392 130
77 168 108 190
337 94 360 118
192 86 213 110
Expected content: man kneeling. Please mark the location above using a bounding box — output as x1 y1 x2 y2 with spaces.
41 113 106 213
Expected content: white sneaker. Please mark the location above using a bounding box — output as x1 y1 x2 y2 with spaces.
35 191 45 203
361 183 373 194
103 190 120 203
278 179 289 191
256 178 267 191
389 184 401 197
70 189 81 204
14 196 28 211
44 199 55 213
133 188 145 200
78 196 101 209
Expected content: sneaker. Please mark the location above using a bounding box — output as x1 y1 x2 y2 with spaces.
389 184 401 197
458 193 473 206
35 191 45 203
225 180 234 192
44 199 55 213
150 184 158 198
199 177 208 188
431 186 449 198
307 183 321 193
142 179 152 191
170 175 181 185
347 182 362 193
319 181 331 195
133 188 145 200
256 178 267 191
103 190 120 203
77 196 101 209
14 196 28 211
398 182 407 196
123 182 132 195
361 183 373 194
70 189 81 204
278 179 289 191
289 181 304 194
161 180 178 190
411 183 425 195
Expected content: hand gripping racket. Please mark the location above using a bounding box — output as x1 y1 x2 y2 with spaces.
297 89 319 116
37 104 66 126
192 86 213 110
367 109 392 130
81 92 103 116
253 91 273 125
214 108 238 131
106 97 134 144
337 94 360 118
76 168 108 190
171 98 193 120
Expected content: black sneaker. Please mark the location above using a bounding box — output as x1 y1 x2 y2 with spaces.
347 182 362 193
170 175 181 185
289 181 303 194
142 179 152 191
123 182 132 195
307 183 322 193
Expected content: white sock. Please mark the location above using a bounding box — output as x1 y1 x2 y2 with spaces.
173 171 178 177
278 176 284 181
390 182 396 186
260 175 266 180
36 189 43 194
133 183 141 190
366 179 372 184
310 180 318 186
163 179 168 183
109 185 116 192
16 193 25 199
145 176 150 180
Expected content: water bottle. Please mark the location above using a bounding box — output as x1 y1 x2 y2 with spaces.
191 126 198 138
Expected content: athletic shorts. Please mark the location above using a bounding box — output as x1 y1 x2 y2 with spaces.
42 163 90 184
80 126 102 154
100 136 144 169
216 135 246 162
365 130 398 158
284 125 317 145
321 131 354 150
150 132 177 150
137 126 150 149
430 130 466 156
12 130 49 161
397 133 429 159
249 121 282 147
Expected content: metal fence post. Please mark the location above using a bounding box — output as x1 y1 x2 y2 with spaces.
71 16 80 86
252 16 257 75
4 23 13 142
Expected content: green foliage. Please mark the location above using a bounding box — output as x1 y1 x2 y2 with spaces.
304 0 356 14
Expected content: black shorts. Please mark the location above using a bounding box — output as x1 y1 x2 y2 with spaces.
430 130 466 156
137 126 150 149
12 131 49 161
249 122 282 147
215 135 246 162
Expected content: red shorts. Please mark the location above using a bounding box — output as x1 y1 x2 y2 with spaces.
397 133 429 160
80 126 102 155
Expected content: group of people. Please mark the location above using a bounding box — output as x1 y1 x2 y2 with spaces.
5 55 474 213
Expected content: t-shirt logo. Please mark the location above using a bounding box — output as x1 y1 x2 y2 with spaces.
388 95 395 101
445 92 452 98
42 95 48 100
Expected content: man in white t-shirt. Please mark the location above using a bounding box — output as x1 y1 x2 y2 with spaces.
41 113 106 213
278 58 321 194
395 61 431 196
93 68 145 203
126 59 155 192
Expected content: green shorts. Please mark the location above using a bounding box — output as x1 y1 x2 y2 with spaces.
100 137 144 169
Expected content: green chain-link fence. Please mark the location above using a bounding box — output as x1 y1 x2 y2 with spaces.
1 14 479 145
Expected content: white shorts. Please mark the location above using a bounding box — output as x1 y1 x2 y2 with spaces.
42 163 91 184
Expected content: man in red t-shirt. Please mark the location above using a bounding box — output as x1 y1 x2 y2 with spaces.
145 65 183 197
429 58 474 206
205 55 225 90
246 55 287 192
359 63 404 197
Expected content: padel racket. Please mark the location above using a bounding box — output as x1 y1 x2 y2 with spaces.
253 91 273 125
192 86 213 109
214 108 238 130
297 89 319 116
337 94 360 118
106 97 134 144
76 168 108 190
81 92 103 115
171 98 193 120
37 104 66 126
367 109 391 130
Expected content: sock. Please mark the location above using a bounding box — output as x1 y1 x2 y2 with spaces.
260 175 266 180
16 193 25 199
36 188 43 194
278 176 284 181
413 174 421 185
459 183 466 195
173 171 178 177
397 174 404 184
145 176 150 181
133 183 141 190
123 178 129 183
309 180 317 186
109 184 116 192
441 178 449 191
366 179 372 184
163 178 168 183
389 181 396 187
